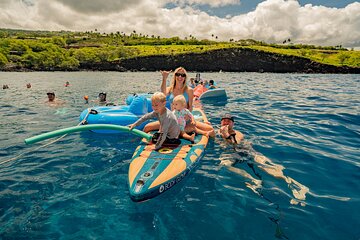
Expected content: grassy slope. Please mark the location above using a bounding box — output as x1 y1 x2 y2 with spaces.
1 28 359 68
121 44 359 68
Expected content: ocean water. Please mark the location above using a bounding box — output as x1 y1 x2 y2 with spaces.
0 72 359 240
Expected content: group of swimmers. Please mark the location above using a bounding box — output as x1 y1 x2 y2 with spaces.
3 83 31 89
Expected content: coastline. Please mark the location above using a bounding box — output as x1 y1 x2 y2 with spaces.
1 48 359 74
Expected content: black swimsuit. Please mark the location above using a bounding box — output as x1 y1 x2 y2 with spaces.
226 133 237 144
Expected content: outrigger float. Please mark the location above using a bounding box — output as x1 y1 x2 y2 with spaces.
25 108 211 202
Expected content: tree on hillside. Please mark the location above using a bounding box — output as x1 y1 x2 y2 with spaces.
0 52 8 66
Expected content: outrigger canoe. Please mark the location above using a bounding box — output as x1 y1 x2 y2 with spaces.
128 108 210 202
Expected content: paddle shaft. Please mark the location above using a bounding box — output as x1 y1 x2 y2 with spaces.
25 124 151 144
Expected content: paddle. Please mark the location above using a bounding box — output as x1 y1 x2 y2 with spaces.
25 124 152 144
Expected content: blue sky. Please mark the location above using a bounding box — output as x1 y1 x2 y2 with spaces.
195 0 358 17
0 0 359 48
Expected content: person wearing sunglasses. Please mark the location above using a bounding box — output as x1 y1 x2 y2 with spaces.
142 67 215 137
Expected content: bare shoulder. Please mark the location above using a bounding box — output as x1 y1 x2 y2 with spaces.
234 130 244 143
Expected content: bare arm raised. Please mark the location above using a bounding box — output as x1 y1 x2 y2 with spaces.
160 70 172 95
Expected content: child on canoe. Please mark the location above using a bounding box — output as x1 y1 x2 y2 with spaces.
128 92 180 151
172 95 211 140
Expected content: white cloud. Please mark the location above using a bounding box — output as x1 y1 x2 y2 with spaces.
0 0 359 48
167 0 240 8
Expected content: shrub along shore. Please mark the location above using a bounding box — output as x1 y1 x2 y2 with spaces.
0 29 359 73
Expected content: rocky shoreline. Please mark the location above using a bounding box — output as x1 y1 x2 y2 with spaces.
2 48 359 73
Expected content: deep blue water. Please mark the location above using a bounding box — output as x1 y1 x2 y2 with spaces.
0 72 359 240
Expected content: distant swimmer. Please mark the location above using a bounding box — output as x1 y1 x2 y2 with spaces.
65 81 70 87
46 91 65 106
3 84 9 89
97 92 108 105
26 83 32 88
217 113 309 206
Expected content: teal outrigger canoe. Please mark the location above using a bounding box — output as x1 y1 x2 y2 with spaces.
128 108 210 202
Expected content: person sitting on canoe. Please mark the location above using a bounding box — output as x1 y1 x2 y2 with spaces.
128 92 180 151
218 113 244 144
173 95 212 143
193 80 208 100
189 78 196 88
143 67 215 137
208 80 217 89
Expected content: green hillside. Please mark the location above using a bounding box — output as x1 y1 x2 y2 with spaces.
0 28 359 70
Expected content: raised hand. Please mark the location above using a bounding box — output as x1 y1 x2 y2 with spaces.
160 70 172 80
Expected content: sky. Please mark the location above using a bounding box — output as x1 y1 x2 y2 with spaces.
0 0 359 48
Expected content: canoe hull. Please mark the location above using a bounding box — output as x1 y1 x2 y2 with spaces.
199 88 227 100
128 108 209 202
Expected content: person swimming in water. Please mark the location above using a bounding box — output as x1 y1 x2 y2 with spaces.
46 91 65 106
217 113 309 206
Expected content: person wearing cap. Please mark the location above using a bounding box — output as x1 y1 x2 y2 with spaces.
46 91 65 105
47 91 56 102
218 113 244 144
218 113 309 205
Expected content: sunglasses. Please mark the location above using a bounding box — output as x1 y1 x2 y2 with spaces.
175 73 186 77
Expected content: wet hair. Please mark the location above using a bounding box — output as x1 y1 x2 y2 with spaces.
151 92 166 103
209 80 214 85
173 95 187 108
169 67 188 93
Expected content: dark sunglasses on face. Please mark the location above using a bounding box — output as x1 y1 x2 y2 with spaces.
175 73 186 77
